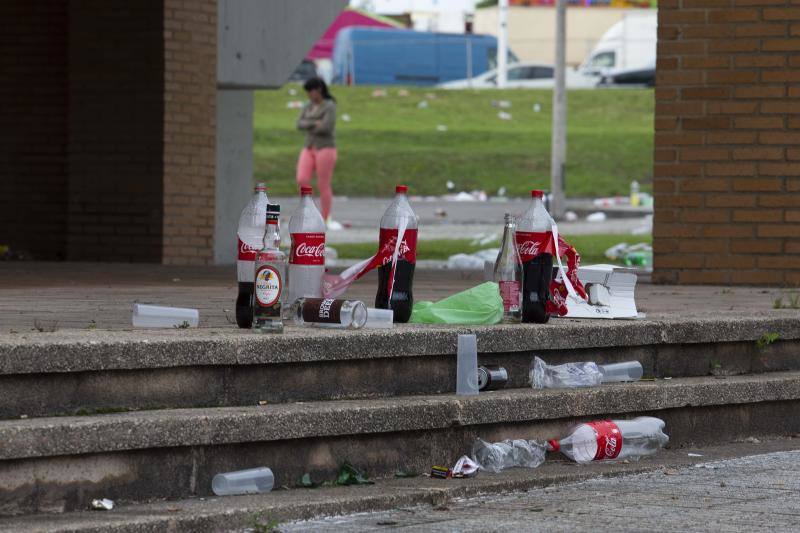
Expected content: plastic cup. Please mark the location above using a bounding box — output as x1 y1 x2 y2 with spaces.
365 308 394 329
456 334 479 395
211 467 274 496
599 361 643 383
132 304 199 329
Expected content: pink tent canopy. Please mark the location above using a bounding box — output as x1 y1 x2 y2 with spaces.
307 9 401 60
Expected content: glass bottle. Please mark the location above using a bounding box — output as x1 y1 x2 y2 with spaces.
253 204 285 333
493 213 522 322
292 298 368 329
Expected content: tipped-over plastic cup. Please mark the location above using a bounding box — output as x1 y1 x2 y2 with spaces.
599 361 643 383
457 334 479 395
132 304 199 329
365 308 394 329
211 467 274 496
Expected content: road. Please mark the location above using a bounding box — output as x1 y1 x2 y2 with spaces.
282 450 800 532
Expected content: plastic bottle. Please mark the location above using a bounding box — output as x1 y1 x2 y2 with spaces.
211 467 274 496
548 417 669 464
236 183 269 328
253 204 285 333
630 180 640 207
472 438 546 473
292 298 368 329
515 190 555 324
286 186 326 314
493 213 522 322
531 357 643 389
375 185 418 323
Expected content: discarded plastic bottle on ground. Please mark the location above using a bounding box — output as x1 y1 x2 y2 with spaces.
212 467 274 496
375 185 418 323
292 298 368 329
456 334 479 396
515 190 555 324
286 186 326 316
236 183 269 328
493 213 522 322
253 204 285 333
531 356 643 389
548 417 668 464
472 438 546 473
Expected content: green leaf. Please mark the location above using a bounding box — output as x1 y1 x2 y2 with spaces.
299 472 320 488
336 462 374 486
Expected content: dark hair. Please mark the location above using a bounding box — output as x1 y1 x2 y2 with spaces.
303 77 335 102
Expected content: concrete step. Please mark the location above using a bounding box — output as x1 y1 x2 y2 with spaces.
1 313 799 418
3 371 800 516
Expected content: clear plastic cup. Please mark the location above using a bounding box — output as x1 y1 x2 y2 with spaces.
365 308 394 329
132 304 199 328
456 334 479 395
599 361 643 383
211 467 274 496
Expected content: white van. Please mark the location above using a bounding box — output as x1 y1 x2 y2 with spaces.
579 11 657 76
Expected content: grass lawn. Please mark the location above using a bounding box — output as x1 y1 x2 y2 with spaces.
254 85 653 198
331 233 651 266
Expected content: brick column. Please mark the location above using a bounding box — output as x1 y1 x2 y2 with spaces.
162 0 217 266
654 0 800 286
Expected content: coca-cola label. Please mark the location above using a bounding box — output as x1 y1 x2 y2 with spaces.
498 280 520 312
254 265 282 307
377 228 418 266
588 420 622 461
290 232 325 265
515 231 556 263
237 236 260 261
301 298 344 324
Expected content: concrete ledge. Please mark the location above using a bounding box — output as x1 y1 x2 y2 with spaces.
3 371 800 461
2 440 798 533
1 312 799 375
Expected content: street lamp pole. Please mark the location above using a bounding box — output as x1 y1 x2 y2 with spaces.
550 0 567 220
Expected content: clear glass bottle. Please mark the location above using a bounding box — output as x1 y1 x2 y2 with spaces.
253 204 285 333
493 213 522 322
292 298 368 329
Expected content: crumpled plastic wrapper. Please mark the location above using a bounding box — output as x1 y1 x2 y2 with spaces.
471 438 546 473
452 455 479 478
90 498 114 511
531 356 602 389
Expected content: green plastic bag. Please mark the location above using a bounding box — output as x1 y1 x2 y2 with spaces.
410 281 503 325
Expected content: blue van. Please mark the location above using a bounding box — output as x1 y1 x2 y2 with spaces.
332 27 517 86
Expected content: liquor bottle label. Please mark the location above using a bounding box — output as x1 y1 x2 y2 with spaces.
301 298 344 324
255 265 282 307
498 280 521 312
290 232 325 265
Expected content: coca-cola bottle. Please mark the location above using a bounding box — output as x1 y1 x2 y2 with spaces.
286 186 326 313
493 213 522 322
375 185 418 323
515 190 555 324
548 417 669 464
236 183 269 328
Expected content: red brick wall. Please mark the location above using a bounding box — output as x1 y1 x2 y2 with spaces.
655 0 800 286
0 2 69 260
162 0 216 266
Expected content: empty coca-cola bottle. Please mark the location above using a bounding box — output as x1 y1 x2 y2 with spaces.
236 183 269 328
515 190 555 323
375 185 418 323
286 186 326 313
548 417 669 464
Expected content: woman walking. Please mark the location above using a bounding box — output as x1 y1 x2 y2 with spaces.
296 77 339 228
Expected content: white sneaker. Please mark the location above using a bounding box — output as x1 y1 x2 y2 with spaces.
326 218 344 231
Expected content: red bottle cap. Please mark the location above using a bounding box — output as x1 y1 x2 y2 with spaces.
300 186 313 195
396 185 408 194
255 183 267 192
531 190 544 198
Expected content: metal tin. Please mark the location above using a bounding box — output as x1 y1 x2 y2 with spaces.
478 365 508 391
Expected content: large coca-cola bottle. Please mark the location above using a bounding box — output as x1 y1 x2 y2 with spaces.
286 186 326 312
375 185 418 323
236 183 269 328
515 189 555 324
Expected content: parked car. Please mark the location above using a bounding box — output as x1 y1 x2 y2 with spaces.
597 65 655 88
332 27 517 86
438 62 598 89
579 12 656 76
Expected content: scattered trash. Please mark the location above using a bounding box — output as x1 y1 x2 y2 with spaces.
293 298 368 330
286 100 304 109
491 99 512 109
497 111 512 121
497 186 507 197
417 100 429 109
434 208 447 218
548 417 668 464
472 438 546 473
446 180 455 190
452 455 479 478
397 89 410 97
744 437 761 444
336 462 374 486
424 92 437 100
430 465 452 479
132 304 199 329
531 357 643 389
630 180 641 207
445 190 488 202
371 89 387 98
604 242 653 267
90 498 114 511
287 88 297 96
586 211 607 222
447 248 499 270
258 400 268 406
365 308 394 329
533 103 542 113
436 124 448 132
564 210 578 222
478 365 508 391
394 470 418 478
212 467 274 496
592 196 628 207
663 468 680 476
687 453 704 457
410 282 503 325
341 113 351 122
457 334 479 395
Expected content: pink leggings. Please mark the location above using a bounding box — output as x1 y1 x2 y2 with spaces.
296 147 337 220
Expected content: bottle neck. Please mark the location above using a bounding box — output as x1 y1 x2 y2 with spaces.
262 222 280 250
